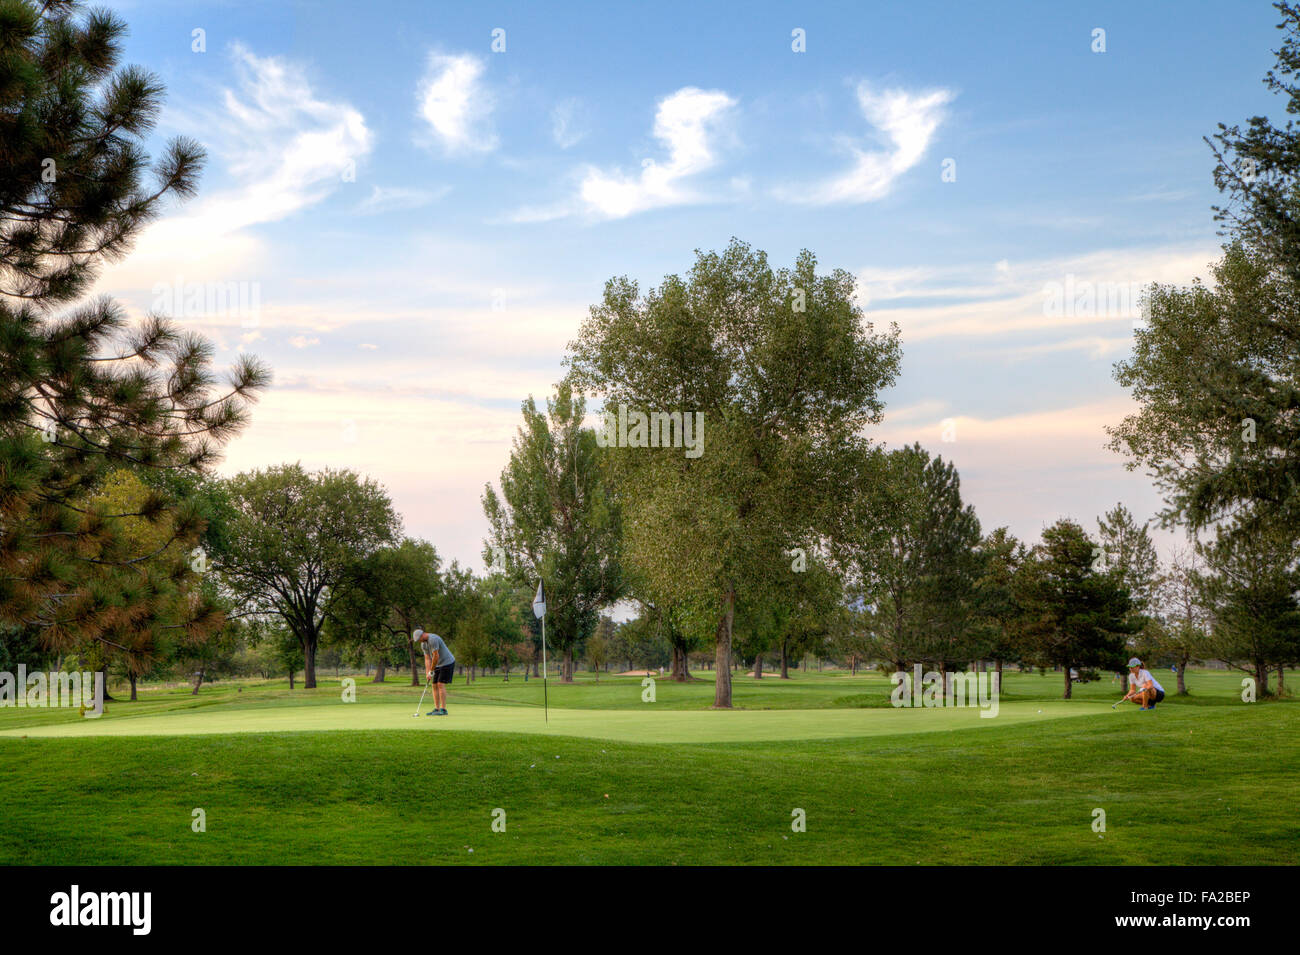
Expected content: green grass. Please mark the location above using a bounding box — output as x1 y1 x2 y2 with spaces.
0 668 1294 864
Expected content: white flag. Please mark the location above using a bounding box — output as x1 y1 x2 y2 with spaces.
532 579 546 619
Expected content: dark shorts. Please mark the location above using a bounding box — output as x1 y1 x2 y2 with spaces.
1151 688 1165 706
433 663 455 684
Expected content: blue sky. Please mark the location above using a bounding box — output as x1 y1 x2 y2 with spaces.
97 0 1283 569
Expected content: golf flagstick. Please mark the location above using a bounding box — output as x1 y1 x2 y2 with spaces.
533 579 548 723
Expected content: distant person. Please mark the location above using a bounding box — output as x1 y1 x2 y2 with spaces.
413 629 455 716
1121 657 1165 710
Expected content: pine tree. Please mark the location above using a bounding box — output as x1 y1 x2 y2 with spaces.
1096 504 1160 614
1 1 204 305
0 1 267 672
1013 520 1136 699
973 526 1027 683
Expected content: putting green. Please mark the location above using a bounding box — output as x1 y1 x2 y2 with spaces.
0 699 1118 743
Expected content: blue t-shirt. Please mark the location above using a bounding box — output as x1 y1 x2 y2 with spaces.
422 633 455 667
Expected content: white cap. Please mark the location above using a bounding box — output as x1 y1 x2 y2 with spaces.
412 629 425 644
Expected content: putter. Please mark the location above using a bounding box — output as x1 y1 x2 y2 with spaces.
413 673 433 717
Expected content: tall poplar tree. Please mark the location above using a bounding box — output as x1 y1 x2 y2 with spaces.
482 382 624 682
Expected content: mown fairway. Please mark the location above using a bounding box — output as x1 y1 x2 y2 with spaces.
1 669 1295 865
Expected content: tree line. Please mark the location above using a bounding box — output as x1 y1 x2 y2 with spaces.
2 1 1297 704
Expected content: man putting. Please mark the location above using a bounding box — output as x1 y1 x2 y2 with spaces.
413 629 455 716
1121 657 1165 710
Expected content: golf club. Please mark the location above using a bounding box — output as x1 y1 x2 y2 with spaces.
412 673 433 717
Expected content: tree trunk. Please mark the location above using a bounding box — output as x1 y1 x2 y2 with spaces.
754 653 763 679
1176 656 1188 695
1062 666 1072 700
1277 664 1285 695
780 642 790 679
1255 660 1270 697
303 636 318 689
128 672 137 702
288 667 295 690
562 648 574 683
99 665 116 702
191 667 204 696
712 586 735 708
671 642 691 682
373 658 387 683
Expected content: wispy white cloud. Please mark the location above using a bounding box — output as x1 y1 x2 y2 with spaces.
99 44 372 290
516 87 737 222
551 98 587 149
174 43 371 235
417 53 497 155
357 184 450 215
857 244 1219 341
579 87 736 218
780 83 952 205
1127 189 1193 203
874 397 1174 554
980 334 1136 362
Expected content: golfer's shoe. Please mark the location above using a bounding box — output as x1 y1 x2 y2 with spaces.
438 708 448 715
426 709 438 715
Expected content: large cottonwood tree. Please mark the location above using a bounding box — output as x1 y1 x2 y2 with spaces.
1113 7 1300 545
567 239 900 707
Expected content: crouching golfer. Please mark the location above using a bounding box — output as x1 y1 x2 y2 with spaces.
413 629 455 716
1122 657 1165 710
